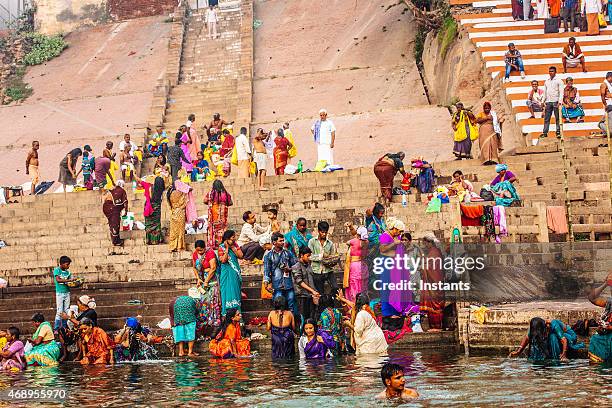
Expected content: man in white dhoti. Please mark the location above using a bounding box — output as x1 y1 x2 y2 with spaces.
311 109 336 165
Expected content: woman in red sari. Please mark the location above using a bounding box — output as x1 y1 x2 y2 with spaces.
204 180 233 249
102 182 128 246
420 232 445 331
273 129 293 175
219 129 235 157
79 318 114 365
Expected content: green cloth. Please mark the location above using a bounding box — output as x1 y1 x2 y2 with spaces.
308 237 337 275
284 226 313 257
426 197 442 213
491 180 520 207
589 332 612 363
173 296 198 326
53 266 71 293
217 245 242 315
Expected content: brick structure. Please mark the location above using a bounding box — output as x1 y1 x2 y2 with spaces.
107 0 178 20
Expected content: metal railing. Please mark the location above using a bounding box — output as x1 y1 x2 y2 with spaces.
0 0 32 30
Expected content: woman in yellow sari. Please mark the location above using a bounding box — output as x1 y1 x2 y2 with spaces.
452 102 477 160
168 182 187 252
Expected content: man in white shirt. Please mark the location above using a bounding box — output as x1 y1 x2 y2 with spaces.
581 0 602 36
311 108 336 165
541 66 565 138
526 80 546 118
235 127 252 178
205 5 219 39
237 211 271 262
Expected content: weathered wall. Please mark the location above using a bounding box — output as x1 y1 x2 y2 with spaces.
34 0 177 34
34 0 108 34
107 0 177 20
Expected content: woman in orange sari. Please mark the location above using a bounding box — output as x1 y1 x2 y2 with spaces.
204 180 233 249
209 308 251 358
79 318 114 365
273 129 293 175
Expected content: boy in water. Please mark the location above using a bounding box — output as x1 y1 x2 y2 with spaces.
25 141 40 194
377 363 419 400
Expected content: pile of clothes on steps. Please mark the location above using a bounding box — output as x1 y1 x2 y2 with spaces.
460 204 508 243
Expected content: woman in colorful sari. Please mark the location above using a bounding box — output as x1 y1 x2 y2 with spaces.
142 176 165 245
204 180 233 249
79 318 114 365
318 294 345 354
366 203 387 247
102 181 128 246
25 313 60 366
113 317 158 362
0 327 26 372
509 317 585 361
475 102 503 165
587 272 612 364
420 232 445 331
192 240 222 335
209 308 251 358
562 77 585 123
343 293 388 356
167 182 188 252
298 318 336 359
273 128 293 175
217 230 244 315
451 102 477 160
154 155 171 187
373 152 406 201
343 226 369 302
169 293 200 357
177 126 194 174
378 217 407 328
267 295 296 359
219 129 235 157
187 114 202 159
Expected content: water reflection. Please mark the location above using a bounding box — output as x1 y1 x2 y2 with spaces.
0 351 609 407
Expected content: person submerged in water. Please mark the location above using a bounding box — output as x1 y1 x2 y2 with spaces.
376 363 419 401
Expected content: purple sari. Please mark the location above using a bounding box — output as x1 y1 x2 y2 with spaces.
388 243 419 315
300 330 335 359
1 340 26 371
271 326 295 359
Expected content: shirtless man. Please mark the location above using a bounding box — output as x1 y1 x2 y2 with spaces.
599 72 612 135
25 141 40 195
376 363 419 401
103 141 116 161
253 129 270 190
119 144 134 182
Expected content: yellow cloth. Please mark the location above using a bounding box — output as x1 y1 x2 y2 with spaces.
230 146 238 165
105 160 119 189
314 160 327 172
285 129 297 158
36 323 55 342
471 305 489 324
453 111 479 142
598 13 607 27
29 164 39 186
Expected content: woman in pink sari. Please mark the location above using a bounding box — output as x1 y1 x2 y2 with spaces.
178 126 193 173
343 226 369 302
1 327 26 372
187 114 202 160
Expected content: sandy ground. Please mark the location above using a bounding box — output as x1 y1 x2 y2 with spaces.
252 0 451 169
0 16 170 186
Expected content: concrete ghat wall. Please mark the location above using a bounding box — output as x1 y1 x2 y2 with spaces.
34 0 108 35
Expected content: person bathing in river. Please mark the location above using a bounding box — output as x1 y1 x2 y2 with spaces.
376 363 419 401
587 271 612 364
508 317 584 361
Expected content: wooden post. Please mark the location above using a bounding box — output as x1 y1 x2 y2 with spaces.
534 201 549 243
558 104 574 242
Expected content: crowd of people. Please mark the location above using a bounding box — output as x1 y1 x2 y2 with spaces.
512 0 609 34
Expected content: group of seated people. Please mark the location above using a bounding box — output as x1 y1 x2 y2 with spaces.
443 164 519 206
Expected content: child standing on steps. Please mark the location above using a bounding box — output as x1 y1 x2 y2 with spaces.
54 256 77 330
206 5 219 39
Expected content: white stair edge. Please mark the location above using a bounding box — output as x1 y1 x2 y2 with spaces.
482 44 612 57
515 109 604 120
470 26 612 39
472 0 511 8
506 83 602 95
486 54 612 68
499 70 612 82
511 95 603 107
521 122 600 133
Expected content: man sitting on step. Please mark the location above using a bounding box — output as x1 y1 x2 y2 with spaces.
562 37 587 74
237 211 270 263
526 80 546 119
503 43 526 83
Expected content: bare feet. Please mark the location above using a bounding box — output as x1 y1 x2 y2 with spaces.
187 352 199 357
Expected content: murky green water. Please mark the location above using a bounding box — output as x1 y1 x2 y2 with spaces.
0 351 610 407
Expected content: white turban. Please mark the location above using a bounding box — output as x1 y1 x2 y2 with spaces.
319 108 328 114
422 232 440 244
356 226 368 240
387 217 406 232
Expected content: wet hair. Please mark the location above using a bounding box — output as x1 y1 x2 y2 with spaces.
299 246 312 256
274 295 288 311
195 240 206 249
317 221 329 232
222 230 236 242
267 208 278 216
80 317 94 327
31 313 45 323
243 211 252 222
453 170 463 177
318 294 334 310
59 255 71 265
528 317 550 359
381 363 404 387
355 293 370 312
216 308 239 340
373 202 385 218
302 318 317 336
271 232 284 243
8 326 20 339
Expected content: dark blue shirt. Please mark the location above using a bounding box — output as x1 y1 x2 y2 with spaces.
263 248 298 291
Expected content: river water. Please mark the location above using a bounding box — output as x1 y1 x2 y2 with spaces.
0 351 610 407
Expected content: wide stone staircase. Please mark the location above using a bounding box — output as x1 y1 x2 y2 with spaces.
456 0 612 139
0 137 609 336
